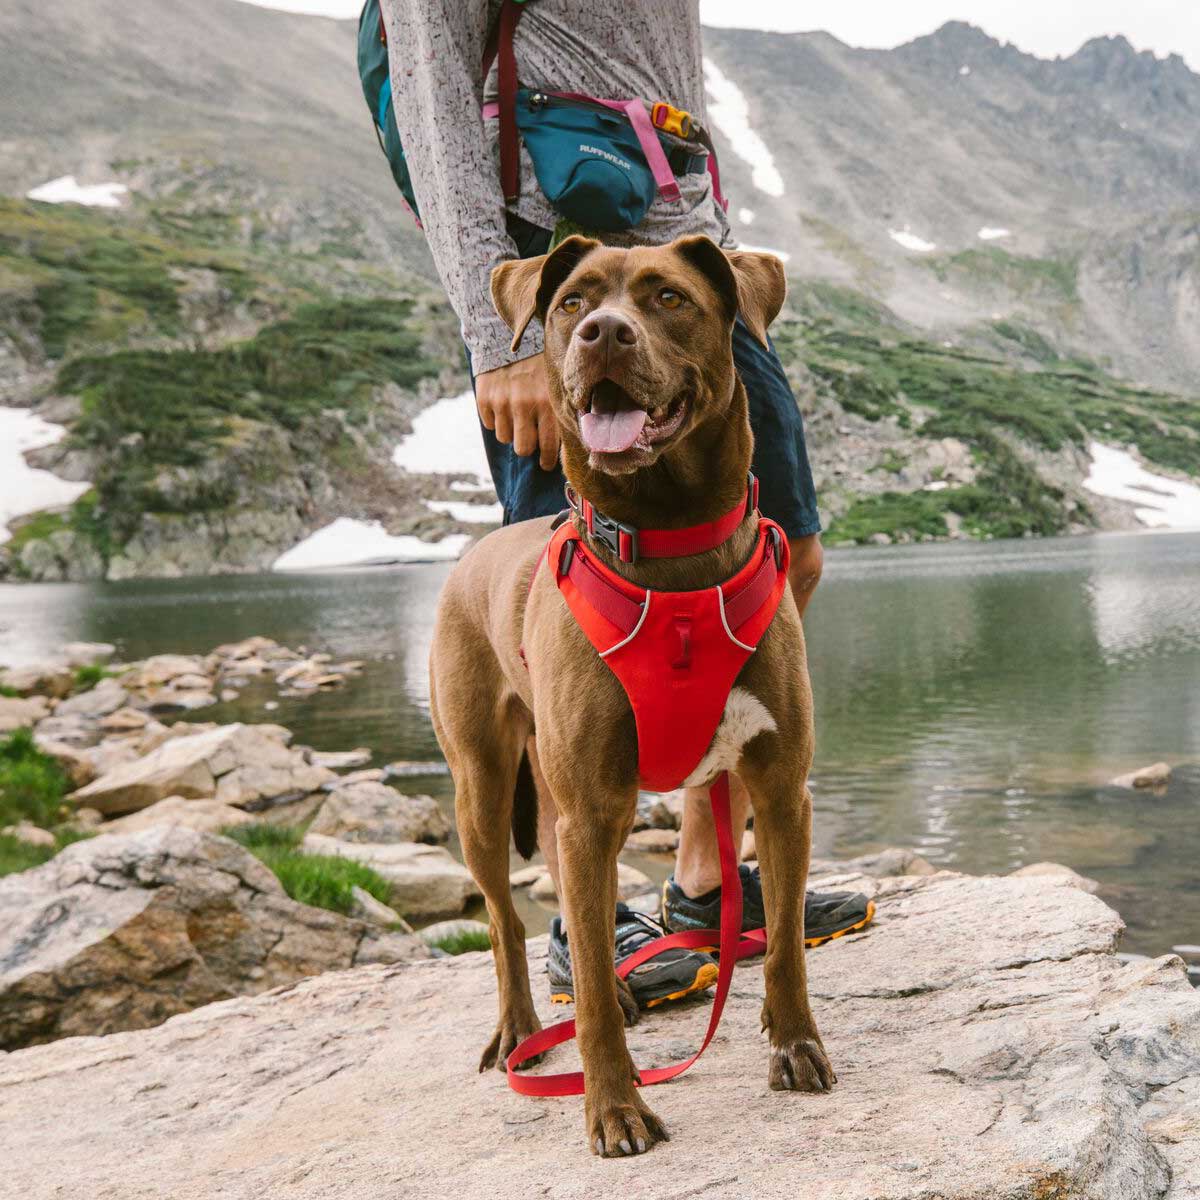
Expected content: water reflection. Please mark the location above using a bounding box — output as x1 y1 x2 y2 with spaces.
0 532 1197 956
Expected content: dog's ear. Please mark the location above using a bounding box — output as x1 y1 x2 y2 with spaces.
490 235 602 352
673 236 787 348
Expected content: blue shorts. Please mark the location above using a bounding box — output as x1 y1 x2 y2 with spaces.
470 220 821 538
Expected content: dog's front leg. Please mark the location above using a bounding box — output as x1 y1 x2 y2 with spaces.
554 806 669 1157
743 761 837 1093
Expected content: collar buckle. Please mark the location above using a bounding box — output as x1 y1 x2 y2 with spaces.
590 509 640 563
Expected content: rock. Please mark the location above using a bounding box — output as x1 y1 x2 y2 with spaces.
348 885 408 930
100 796 254 836
122 654 209 691
220 689 239 703
1111 761 1173 790
0 660 75 699
69 723 331 816
309 783 450 845
509 865 545 888
624 891 662 919
29 712 101 749
0 695 50 732
81 737 143 780
61 807 103 832
0 827 427 1050
1010 861 1101 894
31 737 98 788
309 747 373 770
809 847 937 878
635 790 685 830
55 677 129 719
624 828 680 854
0 820 55 848
323 767 386 788
60 641 116 668
867 531 892 545
419 918 490 949
140 685 218 714
529 861 651 904
302 833 480 920
384 760 451 778
1 873 1195 1196
98 706 154 733
741 830 757 861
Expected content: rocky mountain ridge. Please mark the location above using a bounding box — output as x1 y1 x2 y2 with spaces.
0 2 1197 579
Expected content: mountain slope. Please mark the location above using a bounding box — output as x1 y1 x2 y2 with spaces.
1 3 1198 579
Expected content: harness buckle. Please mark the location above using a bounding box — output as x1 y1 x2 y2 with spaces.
590 510 640 563
767 524 784 570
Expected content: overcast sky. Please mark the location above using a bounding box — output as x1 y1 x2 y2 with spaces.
235 0 1200 71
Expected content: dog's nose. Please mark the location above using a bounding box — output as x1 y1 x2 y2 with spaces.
575 309 638 352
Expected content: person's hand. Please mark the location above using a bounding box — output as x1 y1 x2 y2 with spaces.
476 355 560 472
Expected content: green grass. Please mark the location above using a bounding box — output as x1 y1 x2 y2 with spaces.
426 928 493 955
222 823 395 916
0 685 18 699
72 663 111 692
925 247 1080 304
57 297 439 544
0 729 71 829
0 828 94 879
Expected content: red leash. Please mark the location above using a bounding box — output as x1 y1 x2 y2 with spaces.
506 771 767 1096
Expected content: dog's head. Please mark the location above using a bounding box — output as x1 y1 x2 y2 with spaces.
491 236 785 476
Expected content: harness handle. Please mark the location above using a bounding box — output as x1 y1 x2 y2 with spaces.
505 771 766 1096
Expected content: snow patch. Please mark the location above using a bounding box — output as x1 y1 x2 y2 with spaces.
737 207 756 225
425 499 503 524
978 226 1012 241
738 244 791 263
702 57 785 198
1083 443 1200 530
392 391 491 487
273 518 470 572
889 229 937 253
26 176 128 208
0 409 92 545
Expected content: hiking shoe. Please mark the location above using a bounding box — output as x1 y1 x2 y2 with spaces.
662 864 876 948
548 903 719 1010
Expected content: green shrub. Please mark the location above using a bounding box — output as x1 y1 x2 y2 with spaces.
0 729 71 829
427 927 493 955
0 828 94 879
73 663 110 692
221 822 394 916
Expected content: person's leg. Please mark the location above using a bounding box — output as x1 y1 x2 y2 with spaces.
672 318 823 901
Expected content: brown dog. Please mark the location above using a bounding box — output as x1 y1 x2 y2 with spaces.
428 235 834 1157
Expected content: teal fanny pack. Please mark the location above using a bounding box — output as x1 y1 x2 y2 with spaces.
513 91 705 233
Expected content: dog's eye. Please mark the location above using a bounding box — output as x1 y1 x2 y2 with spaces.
560 294 583 314
658 288 684 309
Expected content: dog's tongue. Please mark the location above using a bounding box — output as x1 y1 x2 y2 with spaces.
580 382 647 454
580 408 647 453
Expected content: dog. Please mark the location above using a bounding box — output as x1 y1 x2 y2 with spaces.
428 234 833 1158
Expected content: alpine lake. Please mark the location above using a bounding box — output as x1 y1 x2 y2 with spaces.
2 530 1197 967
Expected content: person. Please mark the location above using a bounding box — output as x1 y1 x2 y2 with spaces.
382 0 872 1009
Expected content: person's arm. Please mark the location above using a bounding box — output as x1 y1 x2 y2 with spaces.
381 0 558 469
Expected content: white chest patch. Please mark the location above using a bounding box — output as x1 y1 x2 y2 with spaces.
681 687 777 788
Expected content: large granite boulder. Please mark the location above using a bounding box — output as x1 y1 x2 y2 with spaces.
0 826 426 1050
0 694 51 732
100 795 254 835
308 782 450 844
302 833 480 920
68 723 334 816
0 872 1196 1197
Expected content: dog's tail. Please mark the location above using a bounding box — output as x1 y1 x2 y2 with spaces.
511 749 539 859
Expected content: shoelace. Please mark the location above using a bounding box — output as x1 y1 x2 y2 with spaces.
614 908 669 959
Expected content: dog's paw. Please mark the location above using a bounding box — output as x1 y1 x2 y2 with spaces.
616 972 640 1027
586 1091 668 1158
478 1012 543 1074
769 1038 837 1092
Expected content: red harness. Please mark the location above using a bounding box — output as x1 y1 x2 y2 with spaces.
507 479 789 1097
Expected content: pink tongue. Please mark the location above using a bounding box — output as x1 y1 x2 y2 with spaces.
580 407 648 454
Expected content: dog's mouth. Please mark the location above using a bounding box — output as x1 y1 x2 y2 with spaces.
579 380 689 456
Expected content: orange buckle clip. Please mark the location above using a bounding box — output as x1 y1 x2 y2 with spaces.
651 101 692 139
